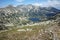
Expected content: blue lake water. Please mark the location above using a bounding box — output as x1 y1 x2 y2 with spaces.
29 18 40 22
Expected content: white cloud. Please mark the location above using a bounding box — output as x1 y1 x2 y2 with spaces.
33 0 60 7
47 0 60 6
15 0 24 2
32 3 40 6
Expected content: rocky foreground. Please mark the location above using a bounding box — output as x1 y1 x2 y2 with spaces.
0 21 60 40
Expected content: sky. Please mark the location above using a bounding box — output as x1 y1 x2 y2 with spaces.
0 0 60 9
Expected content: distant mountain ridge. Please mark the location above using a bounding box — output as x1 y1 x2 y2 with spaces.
0 4 60 27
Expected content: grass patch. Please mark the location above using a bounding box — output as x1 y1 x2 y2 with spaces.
0 23 56 40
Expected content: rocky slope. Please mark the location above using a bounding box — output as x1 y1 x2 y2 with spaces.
0 4 60 30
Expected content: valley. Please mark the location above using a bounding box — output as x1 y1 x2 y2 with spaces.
0 4 60 40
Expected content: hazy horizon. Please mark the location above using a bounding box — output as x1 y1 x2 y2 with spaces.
0 0 60 9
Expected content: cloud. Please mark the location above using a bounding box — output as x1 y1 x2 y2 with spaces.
14 0 60 9
33 0 60 7
32 3 40 6
46 0 60 7
15 0 24 2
